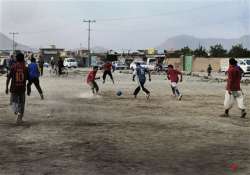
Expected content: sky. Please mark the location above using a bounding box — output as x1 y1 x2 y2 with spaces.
0 0 250 50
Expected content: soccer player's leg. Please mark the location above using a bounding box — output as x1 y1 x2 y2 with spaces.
236 91 247 118
221 91 234 117
27 80 32 96
133 86 140 98
34 78 44 99
103 71 107 84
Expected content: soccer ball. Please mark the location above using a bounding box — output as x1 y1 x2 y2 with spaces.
116 90 122 96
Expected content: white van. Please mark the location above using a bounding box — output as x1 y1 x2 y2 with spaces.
236 58 250 76
130 60 147 70
63 58 78 68
220 58 250 76
146 58 157 71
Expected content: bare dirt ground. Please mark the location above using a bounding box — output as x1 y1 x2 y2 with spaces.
0 68 249 175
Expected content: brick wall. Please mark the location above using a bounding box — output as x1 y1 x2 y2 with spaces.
192 57 222 72
164 57 229 72
165 58 182 71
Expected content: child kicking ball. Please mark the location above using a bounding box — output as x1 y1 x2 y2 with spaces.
86 66 100 94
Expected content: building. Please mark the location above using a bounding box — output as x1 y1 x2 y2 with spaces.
39 45 64 63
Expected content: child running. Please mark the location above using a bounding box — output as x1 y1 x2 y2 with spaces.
132 62 151 99
220 58 247 118
167 64 183 100
5 53 28 124
102 61 114 84
27 55 44 99
86 66 100 94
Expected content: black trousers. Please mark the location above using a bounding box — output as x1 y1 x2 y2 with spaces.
11 92 25 115
39 66 43 76
89 81 99 93
27 78 43 95
134 79 150 96
103 70 113 81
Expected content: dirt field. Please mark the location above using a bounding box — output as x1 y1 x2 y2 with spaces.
0 69 249 175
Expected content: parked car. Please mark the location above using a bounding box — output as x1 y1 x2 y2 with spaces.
146 58 157 71
112 61 128 70
236 58 250 76
221 58 250 76
96 61 104 70
130 60 147 70
43 62 49 68
63 58 78 68
0 57 8 74
162 64 169 71
155 64 168 72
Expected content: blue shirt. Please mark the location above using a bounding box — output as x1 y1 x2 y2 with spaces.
134 65 148 81
28 62 40 79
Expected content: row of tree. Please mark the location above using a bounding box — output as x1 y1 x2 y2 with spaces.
167 44 250 58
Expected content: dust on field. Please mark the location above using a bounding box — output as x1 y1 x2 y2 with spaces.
0 70 249 175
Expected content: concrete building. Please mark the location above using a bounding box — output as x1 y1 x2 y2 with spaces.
39 45 64 63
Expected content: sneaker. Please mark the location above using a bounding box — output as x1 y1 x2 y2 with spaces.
241 111 247 118
16 113 23 124
40 94 44 100
178 95 182 101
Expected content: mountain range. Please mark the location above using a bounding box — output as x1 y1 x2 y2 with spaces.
0 32 32 51
1 32 250 52
157 35 250 50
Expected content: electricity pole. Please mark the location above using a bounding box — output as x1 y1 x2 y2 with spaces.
9 32 19 54
83 19 95 66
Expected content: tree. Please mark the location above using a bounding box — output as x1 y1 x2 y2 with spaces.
228 44 250 57
180 46 193 56
193 45 208 57
209 44 227 57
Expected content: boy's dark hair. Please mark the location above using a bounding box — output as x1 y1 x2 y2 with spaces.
168 64 174 68
31 57 36 62
16 53 25 62
229 58 237 65
136 62 141 66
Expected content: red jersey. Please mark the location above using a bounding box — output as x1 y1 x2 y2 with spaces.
167 69 182 82
103 63 112 71
8 62 28 93
86 70 97 83
226 65 241 91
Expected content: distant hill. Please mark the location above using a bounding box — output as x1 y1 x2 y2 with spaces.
157 35 250 50
0 32 33 51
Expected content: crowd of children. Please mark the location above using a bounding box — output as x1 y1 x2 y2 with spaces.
5 57 247 124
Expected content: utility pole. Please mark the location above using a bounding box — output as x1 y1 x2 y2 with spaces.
9 32 19 54
83 19 96 66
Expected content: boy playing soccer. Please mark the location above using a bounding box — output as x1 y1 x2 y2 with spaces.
102 61 114 84
220 58 247 118
132 62 151 99
27 56 44 99
167 64 183 100
5 53 28 124
86 66 100 94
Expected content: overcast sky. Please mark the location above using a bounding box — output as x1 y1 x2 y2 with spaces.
0 0 250 50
